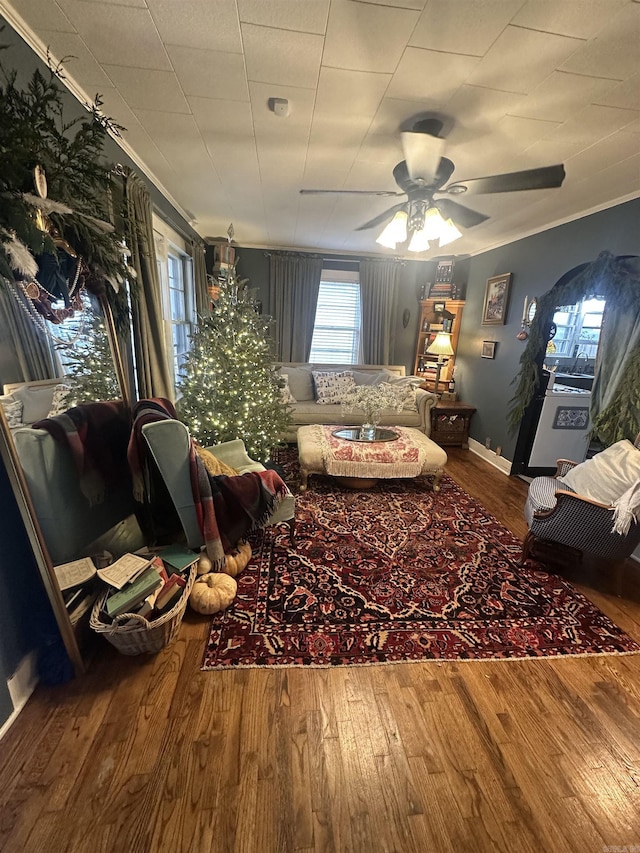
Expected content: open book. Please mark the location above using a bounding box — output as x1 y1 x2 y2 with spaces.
54 553 152 592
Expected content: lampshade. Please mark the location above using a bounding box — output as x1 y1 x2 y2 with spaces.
376 210 408 249
437 217 463 247
426 331 454 357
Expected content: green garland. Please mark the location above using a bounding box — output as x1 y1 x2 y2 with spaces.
508 251 640 444
0 48 130 327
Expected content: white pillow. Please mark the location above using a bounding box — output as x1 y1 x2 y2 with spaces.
47 384 72 417
558 440 640 505
279 375 297 405
1 397 23 428
312 370 356 404
378 381 418 411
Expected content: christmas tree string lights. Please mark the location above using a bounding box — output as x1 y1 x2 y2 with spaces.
177 265 290 462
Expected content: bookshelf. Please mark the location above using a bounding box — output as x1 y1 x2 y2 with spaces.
413 298 465 392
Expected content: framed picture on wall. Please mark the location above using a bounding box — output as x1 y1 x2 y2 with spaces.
481 273 512 325
481 341 497 359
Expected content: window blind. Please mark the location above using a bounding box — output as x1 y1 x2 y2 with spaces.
309 273 361 363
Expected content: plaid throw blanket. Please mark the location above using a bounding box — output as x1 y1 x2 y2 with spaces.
128 399 288 567
190 448 288 569
34 400 132 505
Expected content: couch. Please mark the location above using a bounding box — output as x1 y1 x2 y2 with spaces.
277 363 438 443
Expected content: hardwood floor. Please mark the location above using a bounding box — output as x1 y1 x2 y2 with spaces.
2 448 640 852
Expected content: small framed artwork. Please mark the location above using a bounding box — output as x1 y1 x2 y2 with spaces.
481 273 512 325
433 301 446 314
481 341 497 359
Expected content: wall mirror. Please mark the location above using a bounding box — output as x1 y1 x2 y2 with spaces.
0 281 132 675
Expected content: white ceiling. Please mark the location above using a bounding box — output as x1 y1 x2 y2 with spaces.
4 0 640 259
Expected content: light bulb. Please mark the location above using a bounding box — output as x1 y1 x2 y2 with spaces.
408 228 430 252
437 217 463 246
376 210 408 249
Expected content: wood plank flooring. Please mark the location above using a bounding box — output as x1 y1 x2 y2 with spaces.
2 448 640 853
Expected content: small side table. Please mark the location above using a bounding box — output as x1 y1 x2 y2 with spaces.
431 400 476 448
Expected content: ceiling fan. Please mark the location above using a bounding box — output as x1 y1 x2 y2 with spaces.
300 117 566 250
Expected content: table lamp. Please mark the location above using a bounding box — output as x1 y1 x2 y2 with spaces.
426 331 454 393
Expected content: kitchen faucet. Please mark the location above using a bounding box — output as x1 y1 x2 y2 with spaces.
571 351 590 374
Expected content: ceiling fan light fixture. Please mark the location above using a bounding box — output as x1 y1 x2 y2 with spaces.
376 210 408 249
437 217 463 247
407 228 430 253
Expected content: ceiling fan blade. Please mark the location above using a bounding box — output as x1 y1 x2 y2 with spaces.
355 203 407 232
300 188 401 197
401 130 446 184
444 164 566 196
433 199 490 229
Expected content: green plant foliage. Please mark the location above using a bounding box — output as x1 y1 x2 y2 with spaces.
508 251 640 444
0 50 130 324
61 304 120 404
177 268 291 462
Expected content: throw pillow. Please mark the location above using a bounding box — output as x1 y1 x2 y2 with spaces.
196 445 239 477
352 370 394 386
558 440 640 505
279 374 297 405
312 370 356 405
378 381 417 411
47 384 72 418
1 398 23 428
279 366 314 401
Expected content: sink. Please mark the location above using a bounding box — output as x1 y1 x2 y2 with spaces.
553 372 594 390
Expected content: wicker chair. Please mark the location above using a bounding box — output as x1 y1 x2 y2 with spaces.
521 433 640 588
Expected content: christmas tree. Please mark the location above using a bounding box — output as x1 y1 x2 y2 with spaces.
60 300 120 404
177 266 290 462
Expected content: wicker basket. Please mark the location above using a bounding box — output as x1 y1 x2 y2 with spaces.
89 564 197 655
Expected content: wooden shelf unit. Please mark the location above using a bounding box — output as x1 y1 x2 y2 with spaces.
414 298 465 392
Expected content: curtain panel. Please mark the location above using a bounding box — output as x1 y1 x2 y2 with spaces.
192 239 210 316
359 259 401 365
0 281 61 380
123 170 173 402
267 254 322 362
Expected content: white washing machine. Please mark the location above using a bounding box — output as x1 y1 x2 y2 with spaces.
528 381 592 469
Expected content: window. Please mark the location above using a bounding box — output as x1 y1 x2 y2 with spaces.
153 215 195 388
552 298 605 362
309 269 361 363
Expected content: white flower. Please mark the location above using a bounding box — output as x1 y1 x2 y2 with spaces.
341 383 406 424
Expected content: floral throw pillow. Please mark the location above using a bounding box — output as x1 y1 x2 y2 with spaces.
312 370 356 404
280 374 297 405
1 398 23 428
47 384 72 418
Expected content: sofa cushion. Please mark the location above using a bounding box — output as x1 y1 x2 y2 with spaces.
279 366 314 401
312 370 356 404
1 396 23 428
279 374 297 405
10 381 60 424
558 440 640 505
47 384 72 417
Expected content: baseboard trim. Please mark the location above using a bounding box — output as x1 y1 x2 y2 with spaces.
468 438 512 475
0 651 38 742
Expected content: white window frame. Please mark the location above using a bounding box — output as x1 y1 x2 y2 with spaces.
309 268 362 364
153 214 195 390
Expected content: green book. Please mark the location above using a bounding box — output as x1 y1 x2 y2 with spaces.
158 545 199 573
105 567 163 618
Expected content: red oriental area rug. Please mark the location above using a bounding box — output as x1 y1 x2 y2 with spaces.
201 462 640 669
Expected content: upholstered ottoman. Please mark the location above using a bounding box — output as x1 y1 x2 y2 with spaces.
297 424 447 491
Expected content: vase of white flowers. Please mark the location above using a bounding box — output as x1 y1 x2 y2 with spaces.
341 383 407 438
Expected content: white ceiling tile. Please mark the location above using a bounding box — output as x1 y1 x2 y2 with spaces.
367 98 443 138
315 67 389 121
493 114 561 149
37 30 112 88
511 0 628 40
444 86 523 133
189 97 253 136
133 109 212 166
103 65 190 113
56 0 171 69
362 0 426 8
249 81 315 137
595 73 640 111
242 23 322 88
467 26 584 95
565 130 640 182
387 47 479 103
517 137 584 168
509 71 620 123
146 0 242 53
410 0 525 57
237 0 330 34
167 45 249 101
551 103 640 146
11 0 75 32
323 0 420 74
73 0 147 6
560 4 640 80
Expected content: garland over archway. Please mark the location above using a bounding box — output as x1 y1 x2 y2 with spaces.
508 251 640 445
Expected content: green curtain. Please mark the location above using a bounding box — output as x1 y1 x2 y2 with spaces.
359 259 401 364
123 170 173 401
267 254 322 361
192 238 210 316
0 281 61 380
509 252 640 445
